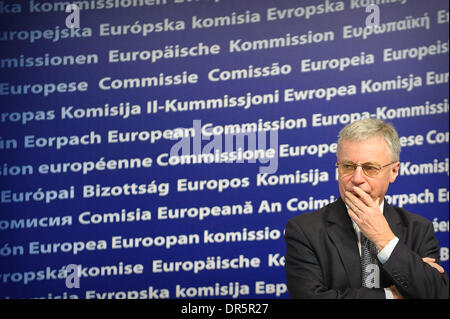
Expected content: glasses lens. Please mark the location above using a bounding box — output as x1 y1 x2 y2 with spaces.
339 163 356 175
338 162 382 177
361 164 381 177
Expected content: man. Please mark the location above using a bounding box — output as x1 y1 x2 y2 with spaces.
284 119 449 298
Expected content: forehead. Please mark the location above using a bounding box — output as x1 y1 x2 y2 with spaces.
338 136 391 162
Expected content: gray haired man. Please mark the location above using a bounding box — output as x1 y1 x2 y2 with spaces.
285 119 448 298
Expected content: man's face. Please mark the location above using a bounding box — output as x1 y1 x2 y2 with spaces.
337 136 400 203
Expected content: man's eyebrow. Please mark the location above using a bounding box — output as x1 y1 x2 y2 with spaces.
339 160 381 165
361 161 380 165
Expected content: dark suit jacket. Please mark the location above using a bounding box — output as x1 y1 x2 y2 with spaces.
285 197 449 299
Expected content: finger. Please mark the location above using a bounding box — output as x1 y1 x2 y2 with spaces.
353 187 375 207
429 263 445 274
436 265 445 273
422 258 445 273
347 208 361 224
344 193 359 214
345 191 365 214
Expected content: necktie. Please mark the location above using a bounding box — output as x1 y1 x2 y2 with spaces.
360 234 380 288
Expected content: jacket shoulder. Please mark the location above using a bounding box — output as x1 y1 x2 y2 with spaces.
387 204 433 228
287 200 336 228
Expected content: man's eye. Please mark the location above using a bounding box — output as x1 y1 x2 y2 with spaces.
364 165 378 172
342 164 354 170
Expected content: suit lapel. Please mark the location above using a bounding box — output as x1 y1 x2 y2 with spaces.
383 201 404 241
327 197 362 288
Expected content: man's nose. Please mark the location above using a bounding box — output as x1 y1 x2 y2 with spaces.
350 166 366 184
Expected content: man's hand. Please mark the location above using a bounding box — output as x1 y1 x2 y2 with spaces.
422 257 445 274
388 258 443 299
389 285 403 299
344 186 395 251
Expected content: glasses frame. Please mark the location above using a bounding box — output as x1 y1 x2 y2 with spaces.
336 161 397 177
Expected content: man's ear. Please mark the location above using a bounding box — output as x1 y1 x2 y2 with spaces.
389 161 401 183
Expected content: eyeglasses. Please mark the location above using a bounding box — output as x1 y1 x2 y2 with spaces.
336 161 397 177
